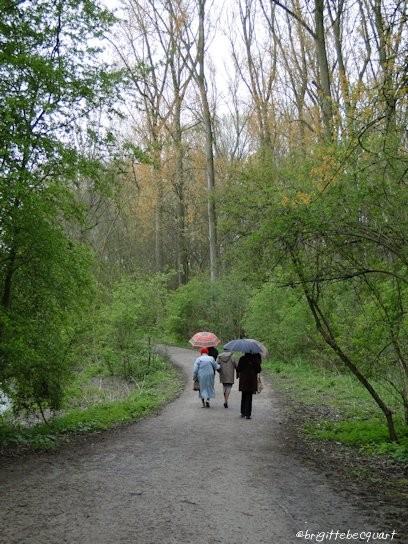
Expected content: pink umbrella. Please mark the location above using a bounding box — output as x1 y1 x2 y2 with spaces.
189 331 221 348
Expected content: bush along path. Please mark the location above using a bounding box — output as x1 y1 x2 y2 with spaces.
1 347 403 544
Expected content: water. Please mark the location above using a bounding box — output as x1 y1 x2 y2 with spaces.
0 390 12 415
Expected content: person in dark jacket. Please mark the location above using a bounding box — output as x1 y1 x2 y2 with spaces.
207 346 219 361
236 352 261 419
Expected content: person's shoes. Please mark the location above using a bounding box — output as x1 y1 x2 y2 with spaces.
246 416 251 419
201 399 205 408
240 414 245 418
224 402 228 408
206 401 210 408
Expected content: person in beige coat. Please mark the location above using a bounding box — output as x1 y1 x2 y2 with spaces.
216 351 237 408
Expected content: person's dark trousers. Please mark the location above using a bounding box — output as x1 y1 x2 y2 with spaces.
241 391 253 417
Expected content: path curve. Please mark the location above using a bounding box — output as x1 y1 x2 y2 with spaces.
0 347 374 544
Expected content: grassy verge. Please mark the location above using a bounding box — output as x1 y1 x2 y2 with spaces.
0 358 182 452
264 359 408 462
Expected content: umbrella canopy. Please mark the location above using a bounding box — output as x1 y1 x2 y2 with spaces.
189 331 221 348
247 339 268 358
224 338 267 357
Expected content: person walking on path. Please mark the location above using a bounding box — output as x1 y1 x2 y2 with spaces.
237 352 262 419
207 346 219 361
216 351 237 408
193 347 220 408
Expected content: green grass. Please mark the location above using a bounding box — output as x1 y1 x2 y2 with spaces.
265 359 408 461
309 419 408 461
0 362 182 452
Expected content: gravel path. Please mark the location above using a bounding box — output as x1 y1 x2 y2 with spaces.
0 346 378 544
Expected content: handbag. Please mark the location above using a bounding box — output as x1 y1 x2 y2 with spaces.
257 375 263 393
193 378 200 391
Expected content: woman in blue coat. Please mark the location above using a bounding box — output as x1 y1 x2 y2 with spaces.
193 347 220 408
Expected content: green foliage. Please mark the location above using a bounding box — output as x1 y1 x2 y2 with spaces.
244 277 321 362
88 275 170 381
0 0 120 412
165 273 252 343
0 188 94 412
108 274 169 336
0 0 119 202
219 136 408 440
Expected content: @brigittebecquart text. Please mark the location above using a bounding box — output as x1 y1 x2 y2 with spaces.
295 529 398 542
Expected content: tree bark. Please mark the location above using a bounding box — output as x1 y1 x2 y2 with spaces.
270 0 334 140
1 244 17 311
314 0 334 140
173 93 189 284
165 1 192 284
197 0 218 281
152 146 163 272
328 0 352 134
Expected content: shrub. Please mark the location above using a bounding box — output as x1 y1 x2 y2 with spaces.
165 274 252 343
244 280 320 362
89 274 170 381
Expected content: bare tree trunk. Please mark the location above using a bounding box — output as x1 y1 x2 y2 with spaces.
173 94 189 284
371 0 407 134
270 0 334 140
154 197 163 271
197 0 218 281
328 0 352 135
404 398 408 425
164 0 193 284
267 3 309 149
235 0 277 150
152 146 163 272
314 0 333 140
0 241 17 374
1 244 17 310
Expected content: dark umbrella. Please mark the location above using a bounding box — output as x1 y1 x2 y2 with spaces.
223 338 267 357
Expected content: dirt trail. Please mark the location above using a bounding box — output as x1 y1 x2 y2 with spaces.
0 347 381 544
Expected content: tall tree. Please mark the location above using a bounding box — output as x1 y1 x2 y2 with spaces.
150 0 196 284
113 0 173 271
231 0 277 150
197 0 218 280
0 0 118 412
269 0 334 140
